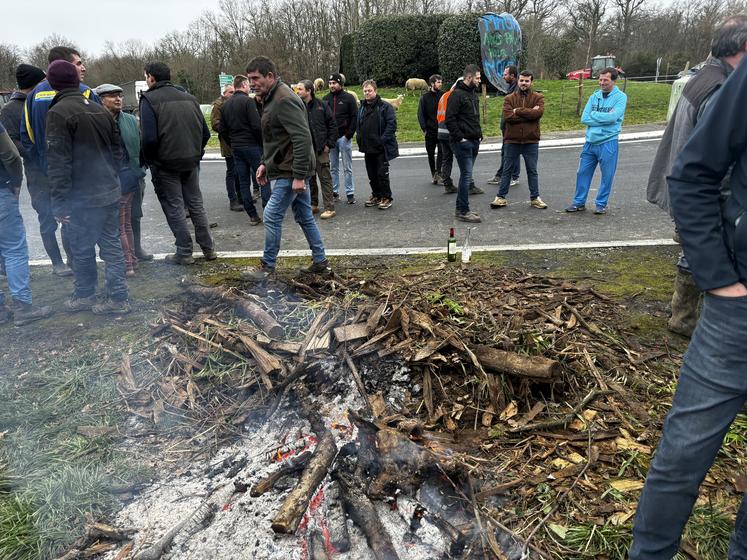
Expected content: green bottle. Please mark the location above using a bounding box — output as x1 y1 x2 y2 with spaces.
448 228 457 262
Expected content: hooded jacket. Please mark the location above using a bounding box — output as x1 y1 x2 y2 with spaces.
20 79 98 173
356 95 399 161
668 58 747 291
445 80 482 143
259 80 315 180
139 81 210 171
580 86 627 144
46 89 124 215
647 57 733 214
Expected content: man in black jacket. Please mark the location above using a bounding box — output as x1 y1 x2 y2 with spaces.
46 60 130 314
418 74 443 185
220 74 265 225
446 64 483 223
323 73 357 204
140 61 214 265
630 53 747 559
297 80 337 219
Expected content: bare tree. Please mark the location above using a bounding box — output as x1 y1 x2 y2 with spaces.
570 0 608 66
0 43 22 89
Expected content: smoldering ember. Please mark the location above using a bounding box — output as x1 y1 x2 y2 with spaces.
0 256 732 560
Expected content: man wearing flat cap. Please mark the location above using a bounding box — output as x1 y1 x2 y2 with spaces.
323 73 358 204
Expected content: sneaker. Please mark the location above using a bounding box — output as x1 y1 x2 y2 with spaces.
241 262 275 281
11 300 53 326
248 215 263 226
487 174 501 185
300 259 332 274
65 295 97 312
230 200 244 212
594 205 607 215
365 196 381 207
347 194 356 205
53 263 74 277
378 198 393 210
455 211 482 223
92 299 131 315
510 178 520 187
565 204 586 213
432 173 441 185
165 253 195 265
530 197 548 209
490 196 508 208
444 184 458 194
203 249 218 261
320 210 336 219
311 205 319 214
469 185 485 195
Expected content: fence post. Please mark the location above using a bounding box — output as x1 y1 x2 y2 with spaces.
576 76 584 117
482 84 488 125
560 87 564 118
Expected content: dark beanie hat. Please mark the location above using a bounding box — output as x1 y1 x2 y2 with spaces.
328 73 343 84
47 60 80 91
16 64 46 89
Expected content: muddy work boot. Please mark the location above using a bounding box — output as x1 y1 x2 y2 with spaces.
668 268 702 338
11 299 53 326
92 299 131 315
65 294 97 312
300 259 332 275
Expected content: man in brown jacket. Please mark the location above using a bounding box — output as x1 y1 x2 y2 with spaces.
210 83 243 211
490 71 547 210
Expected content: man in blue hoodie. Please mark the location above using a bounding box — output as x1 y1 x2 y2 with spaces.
565 67 627 214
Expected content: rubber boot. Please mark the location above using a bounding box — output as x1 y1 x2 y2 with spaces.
131 219 154 261
668 268 701 337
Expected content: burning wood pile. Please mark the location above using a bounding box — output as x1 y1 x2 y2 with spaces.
93 265 683 559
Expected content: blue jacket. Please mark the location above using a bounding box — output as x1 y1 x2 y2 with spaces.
20 79 99 173
581 86 627 144
669 59 747 291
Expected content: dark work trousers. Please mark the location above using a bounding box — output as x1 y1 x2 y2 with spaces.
234 145 270 215
425 131 442 177
151 166 214 257
27 168 71 265
310 150 335 211
364 151 392 199
439 140 454 186
498 143 539 198
224 155 242 203
66 203 128 301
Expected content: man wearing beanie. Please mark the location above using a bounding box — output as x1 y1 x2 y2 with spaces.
139 61 215 265
45 60 131 315
20 46 98 277
323 73 358 204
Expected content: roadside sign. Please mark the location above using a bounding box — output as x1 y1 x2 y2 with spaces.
219 73 233 95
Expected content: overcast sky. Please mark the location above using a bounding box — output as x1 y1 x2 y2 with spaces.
4 0 215 56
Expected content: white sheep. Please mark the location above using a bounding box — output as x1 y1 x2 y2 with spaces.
405 78 428 93
348 89 360 107
382 94 405 109
313 78 325 92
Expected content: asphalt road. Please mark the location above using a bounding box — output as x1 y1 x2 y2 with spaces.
19 137 672 261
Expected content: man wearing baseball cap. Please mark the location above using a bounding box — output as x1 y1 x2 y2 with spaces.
323 73 358 204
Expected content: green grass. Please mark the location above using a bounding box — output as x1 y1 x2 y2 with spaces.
206 79 670 147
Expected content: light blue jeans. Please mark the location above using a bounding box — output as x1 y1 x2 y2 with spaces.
572 139 619 208
0 188 32 305
261 177 326 269
630 293 747 559
329 136 355 196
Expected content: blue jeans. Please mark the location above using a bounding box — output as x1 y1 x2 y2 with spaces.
451 139 480 214
498 143 539 198
572 139 619 208
233 145 269 213
66 203 128 301
630 293 747 559
330 136 355 196
0 188 32 305
261 178 326 269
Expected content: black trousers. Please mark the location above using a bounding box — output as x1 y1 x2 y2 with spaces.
151 166 214 256
425 131 442 176
439 140 454 186
364 152 392 199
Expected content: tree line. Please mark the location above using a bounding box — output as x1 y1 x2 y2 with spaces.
1 0 745 102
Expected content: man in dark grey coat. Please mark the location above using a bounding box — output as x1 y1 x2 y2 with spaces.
646 15 747 337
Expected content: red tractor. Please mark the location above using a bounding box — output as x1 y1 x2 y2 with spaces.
566 55 624 80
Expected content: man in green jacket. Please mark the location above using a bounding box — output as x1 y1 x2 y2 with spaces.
242 56 330 280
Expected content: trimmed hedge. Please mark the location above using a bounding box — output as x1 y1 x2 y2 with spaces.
353 14 447 86
339 34 359 85
437 13 482 85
